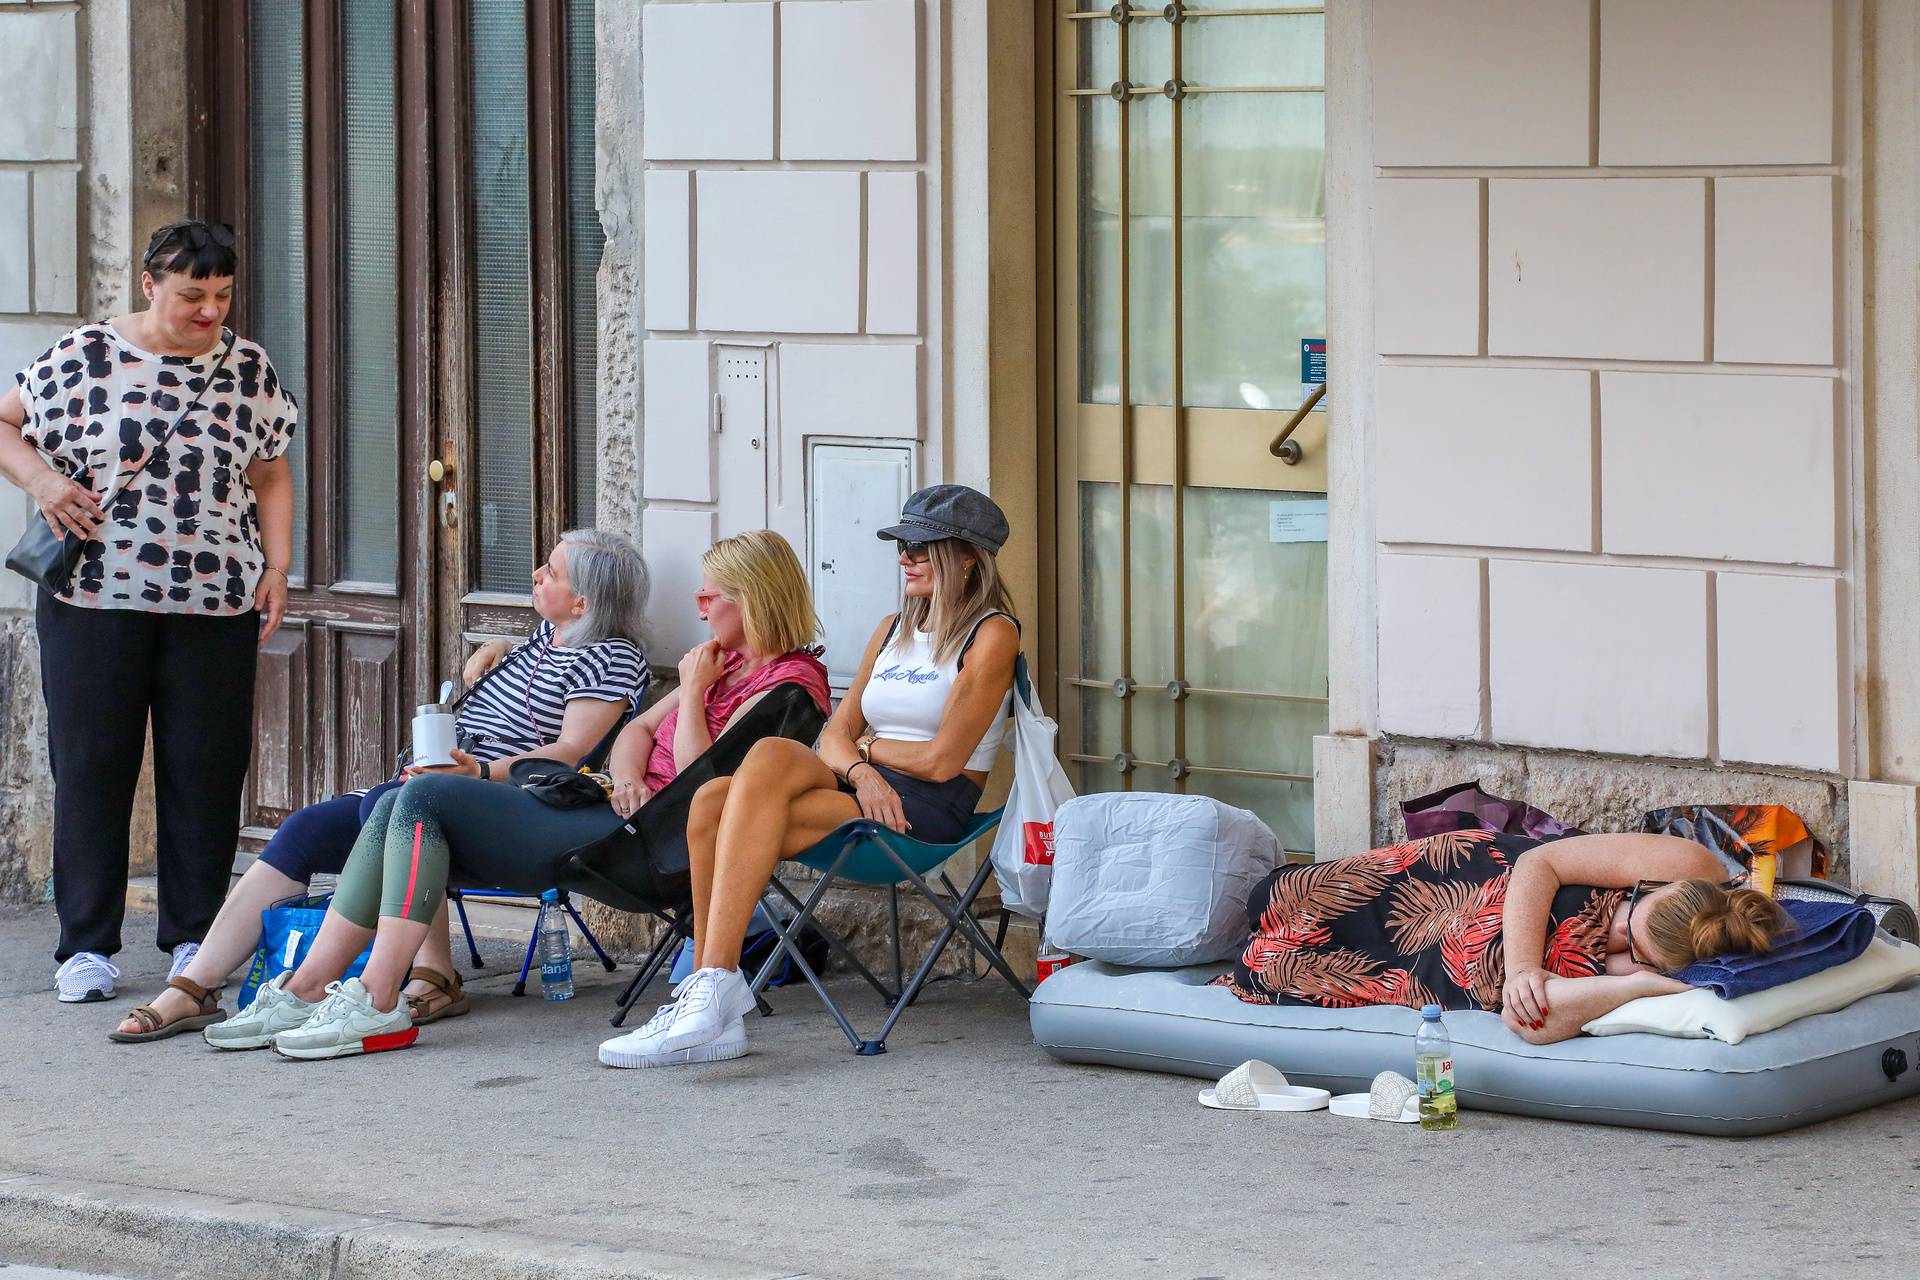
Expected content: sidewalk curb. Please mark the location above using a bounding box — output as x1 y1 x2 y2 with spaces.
0 1172 816 1280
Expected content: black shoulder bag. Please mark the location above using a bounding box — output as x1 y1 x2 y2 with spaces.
7 334 234 595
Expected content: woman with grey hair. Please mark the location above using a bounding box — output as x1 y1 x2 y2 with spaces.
111 530 649 1043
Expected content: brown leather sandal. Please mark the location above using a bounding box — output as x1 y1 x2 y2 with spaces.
404 966 471 1025
108 976 225 1043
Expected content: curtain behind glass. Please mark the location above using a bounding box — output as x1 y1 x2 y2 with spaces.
248 0 307 580
340 0 399 584
566 0 602 527
469 0 535 592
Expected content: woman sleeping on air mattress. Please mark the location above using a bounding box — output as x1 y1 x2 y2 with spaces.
1227 831 1790 1044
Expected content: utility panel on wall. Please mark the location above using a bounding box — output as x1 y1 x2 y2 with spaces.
808 440 916 687
715 345 770 537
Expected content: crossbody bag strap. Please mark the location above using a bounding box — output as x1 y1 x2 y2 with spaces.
447 632 535 715
91 332 234 511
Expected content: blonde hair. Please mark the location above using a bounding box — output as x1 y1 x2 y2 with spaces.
701 529 820 658
893 538 1018 665
1641 879 1792 973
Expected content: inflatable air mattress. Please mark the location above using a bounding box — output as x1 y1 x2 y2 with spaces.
1030 962 1920 1135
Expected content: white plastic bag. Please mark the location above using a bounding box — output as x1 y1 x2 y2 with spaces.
988 656 1075 918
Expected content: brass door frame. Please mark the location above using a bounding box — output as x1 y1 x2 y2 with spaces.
1049 1 1329 798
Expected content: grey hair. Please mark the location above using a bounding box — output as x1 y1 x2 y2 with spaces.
558 528 649 649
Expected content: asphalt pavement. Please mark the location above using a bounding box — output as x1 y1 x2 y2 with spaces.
1 902 1916 1280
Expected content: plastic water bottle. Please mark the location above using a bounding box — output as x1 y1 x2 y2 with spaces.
538 890 574 1001
1415 1003 1458 1130
1036 928 1072 982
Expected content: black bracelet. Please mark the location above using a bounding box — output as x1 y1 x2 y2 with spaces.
847 760 880 786
479 760 492 781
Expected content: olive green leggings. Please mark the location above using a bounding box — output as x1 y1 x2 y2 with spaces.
329 773 623 928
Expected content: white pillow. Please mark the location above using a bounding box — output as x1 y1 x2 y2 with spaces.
1583 937 1920 1045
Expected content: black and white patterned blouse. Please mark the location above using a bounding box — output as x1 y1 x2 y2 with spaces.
456 620 649 760
14 322 298 615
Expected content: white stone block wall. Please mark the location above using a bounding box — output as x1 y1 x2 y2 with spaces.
1367 0 1852 778
0 0 89 904
634 0 932 673
0 1 84 615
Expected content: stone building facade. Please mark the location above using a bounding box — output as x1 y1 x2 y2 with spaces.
2 2 1917 945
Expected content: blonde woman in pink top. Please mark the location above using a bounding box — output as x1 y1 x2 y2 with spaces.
606 530 831 815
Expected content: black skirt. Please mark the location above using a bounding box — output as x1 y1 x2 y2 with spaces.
840 764 983 845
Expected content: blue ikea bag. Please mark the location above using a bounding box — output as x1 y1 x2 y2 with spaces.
234 894 372 1008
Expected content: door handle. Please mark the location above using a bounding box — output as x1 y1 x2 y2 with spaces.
1269 383 1325 464
428 458 457 528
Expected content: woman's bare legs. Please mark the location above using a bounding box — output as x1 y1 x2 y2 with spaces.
400 906 457 1004
281 900 451 1014
695 739 859 972
115 859 304 1032
685 777 733 965
358 916 432 1012
283 909 375 1005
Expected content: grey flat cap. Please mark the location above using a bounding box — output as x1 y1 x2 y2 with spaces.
876 484 1009 555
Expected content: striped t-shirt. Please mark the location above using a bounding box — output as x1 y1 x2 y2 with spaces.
456 620 648 761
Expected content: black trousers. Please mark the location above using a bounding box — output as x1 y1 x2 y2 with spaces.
36 593 259 961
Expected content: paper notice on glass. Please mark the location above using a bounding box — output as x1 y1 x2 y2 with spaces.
1299 337 1327 409
1269 497 1329 544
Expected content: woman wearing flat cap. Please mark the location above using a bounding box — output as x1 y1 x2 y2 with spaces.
598 483 1020 1069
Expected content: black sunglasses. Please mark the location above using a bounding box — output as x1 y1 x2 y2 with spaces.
144 220 236 268
897 541 934 563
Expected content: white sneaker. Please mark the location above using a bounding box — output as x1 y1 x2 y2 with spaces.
593 972 702 1065
657 966 756 1053
55 952 120 1003
168 941 200 981
204 974 317 1051
600 1017 748 1069
270 978 418 1061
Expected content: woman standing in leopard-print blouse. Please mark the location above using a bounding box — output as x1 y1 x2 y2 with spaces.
0 221 297 1009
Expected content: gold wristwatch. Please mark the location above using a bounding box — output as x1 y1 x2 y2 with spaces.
857 733 878 763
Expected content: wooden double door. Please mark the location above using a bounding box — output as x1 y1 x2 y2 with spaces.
193 0 603 842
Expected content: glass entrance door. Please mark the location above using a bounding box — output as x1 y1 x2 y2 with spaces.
1051 2 1329 853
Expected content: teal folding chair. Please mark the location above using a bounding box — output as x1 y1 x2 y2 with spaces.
751 807 1032 1055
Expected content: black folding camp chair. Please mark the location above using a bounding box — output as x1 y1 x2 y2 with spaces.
558 681 830 1026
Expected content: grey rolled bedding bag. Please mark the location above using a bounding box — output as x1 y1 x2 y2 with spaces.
1043 793 1280 968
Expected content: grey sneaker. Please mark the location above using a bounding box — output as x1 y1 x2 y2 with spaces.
168 941 200 980
55 952 120 1003
271 978 417 1061
204 974 316 1051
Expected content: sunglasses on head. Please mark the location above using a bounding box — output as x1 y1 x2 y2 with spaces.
144 220 236 268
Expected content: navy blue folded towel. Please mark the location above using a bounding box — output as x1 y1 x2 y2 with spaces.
1676 898 1876 999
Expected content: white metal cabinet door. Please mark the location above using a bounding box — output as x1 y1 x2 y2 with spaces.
808 440 915 686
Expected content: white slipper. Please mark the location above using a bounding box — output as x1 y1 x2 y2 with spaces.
1198 1060 1331 1112
1328 1070 1421 1122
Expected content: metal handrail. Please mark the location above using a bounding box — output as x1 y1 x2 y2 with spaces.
1269 382 1323 463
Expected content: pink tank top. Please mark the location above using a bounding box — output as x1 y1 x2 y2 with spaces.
642 649 831 793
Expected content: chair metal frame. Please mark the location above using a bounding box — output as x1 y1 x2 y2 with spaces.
556 682 832 1026
752 809 1031 1055
448 886 618 996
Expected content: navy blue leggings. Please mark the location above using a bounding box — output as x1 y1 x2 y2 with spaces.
254 779 402 883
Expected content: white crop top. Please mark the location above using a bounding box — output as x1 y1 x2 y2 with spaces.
861 614 1015 774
